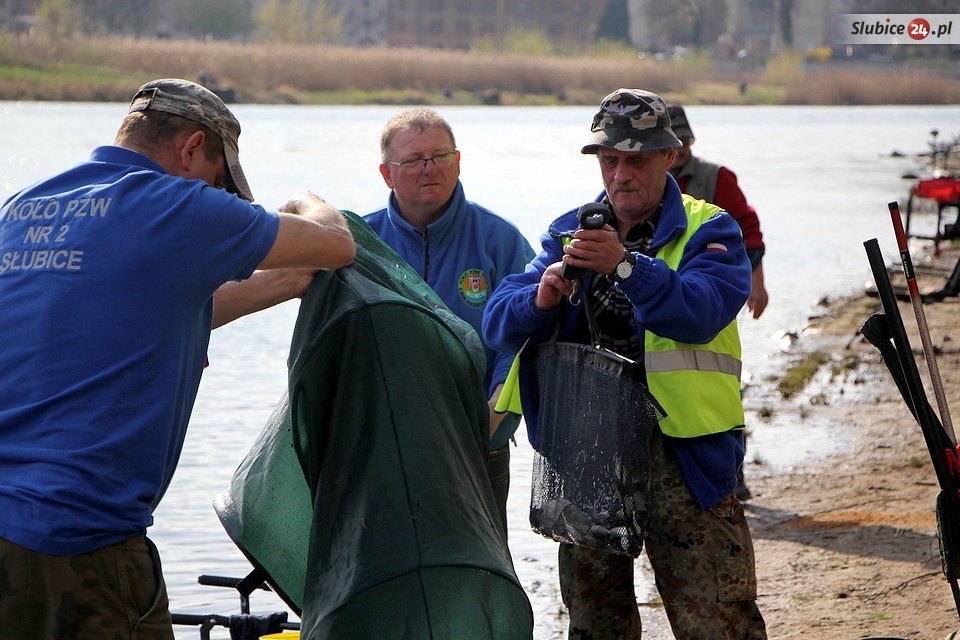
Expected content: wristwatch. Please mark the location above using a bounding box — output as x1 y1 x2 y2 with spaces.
610 249 636 283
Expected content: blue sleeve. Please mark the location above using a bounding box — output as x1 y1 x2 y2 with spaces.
482 226 566 354
188 186 279 292
616 211 750 344
486 229 537 390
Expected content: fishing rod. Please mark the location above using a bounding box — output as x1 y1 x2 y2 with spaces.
862 240 956 490
887 201 957 446
862 237 960 619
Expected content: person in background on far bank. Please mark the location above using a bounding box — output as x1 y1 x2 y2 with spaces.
364 108 535 537
667 102 767 320
668 102 768 501
0 78 355 639
483 88 767 639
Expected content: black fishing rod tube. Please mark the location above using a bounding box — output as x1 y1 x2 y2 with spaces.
889 201 957 445
865 237 960 619
865 239 955 486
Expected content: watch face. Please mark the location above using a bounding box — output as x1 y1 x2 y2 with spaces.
617 261 633 279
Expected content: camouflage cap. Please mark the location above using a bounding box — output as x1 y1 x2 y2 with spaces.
128 78 253 202
581 88 681 155
666 103 694 140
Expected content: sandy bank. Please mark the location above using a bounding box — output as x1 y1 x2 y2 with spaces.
744 242 960 639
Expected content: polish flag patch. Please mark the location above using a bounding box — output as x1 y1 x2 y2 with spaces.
706 242 728 253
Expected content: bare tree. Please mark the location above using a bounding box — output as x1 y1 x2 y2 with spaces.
777 0 794 49
35 0 82 37
78 0 159 36
257 0 342 44
644 0 727 50
173 0 255 39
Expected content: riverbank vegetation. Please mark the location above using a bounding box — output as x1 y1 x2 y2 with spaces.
778 351 831 400
1 33 959 106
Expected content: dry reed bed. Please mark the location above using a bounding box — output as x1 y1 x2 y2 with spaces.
785 68 960 105
2 34 958 105
2 35 684 101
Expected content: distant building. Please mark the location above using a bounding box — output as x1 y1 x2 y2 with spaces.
329 0 606 48
724 0 780 57
628 0 905 59
0 0 34 33
329 0 387 45
725 0 849 56
789 0 842 51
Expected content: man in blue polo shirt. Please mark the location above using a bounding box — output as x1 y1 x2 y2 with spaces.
0 78 355 638
364 109 534 537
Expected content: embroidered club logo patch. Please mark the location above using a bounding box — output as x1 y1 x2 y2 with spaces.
459 269 488 307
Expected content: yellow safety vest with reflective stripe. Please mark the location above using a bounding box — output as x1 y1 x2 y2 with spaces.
645 196 745 438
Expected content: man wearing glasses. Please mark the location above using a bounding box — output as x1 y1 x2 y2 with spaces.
365 109 534 539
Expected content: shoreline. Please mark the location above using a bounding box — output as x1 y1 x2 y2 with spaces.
741 242 960 639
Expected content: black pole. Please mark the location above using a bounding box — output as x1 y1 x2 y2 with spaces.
865 239 955 485
864 238 960 619
888 201 956 445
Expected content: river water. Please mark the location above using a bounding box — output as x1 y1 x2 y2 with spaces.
3 101 958 639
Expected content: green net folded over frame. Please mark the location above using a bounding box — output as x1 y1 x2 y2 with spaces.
215 212 533 639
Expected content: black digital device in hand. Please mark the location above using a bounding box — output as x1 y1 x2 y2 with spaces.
560 202 613 280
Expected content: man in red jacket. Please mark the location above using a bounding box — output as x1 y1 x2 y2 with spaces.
668 102 768 501
668 103 768 320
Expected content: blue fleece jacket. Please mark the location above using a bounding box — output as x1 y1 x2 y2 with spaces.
481 175 751 509
365 181 535 449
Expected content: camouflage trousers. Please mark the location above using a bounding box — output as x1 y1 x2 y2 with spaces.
559 429 767 640
0 533 174 639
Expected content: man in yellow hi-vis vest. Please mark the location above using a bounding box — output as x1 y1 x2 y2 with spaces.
483 88 767 639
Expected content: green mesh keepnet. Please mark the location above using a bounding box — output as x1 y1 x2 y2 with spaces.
214 212 533 639
529 339 663 558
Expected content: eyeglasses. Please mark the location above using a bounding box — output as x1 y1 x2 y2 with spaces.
386 151 457 171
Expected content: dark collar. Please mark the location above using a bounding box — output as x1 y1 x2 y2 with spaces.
604 195 664 244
